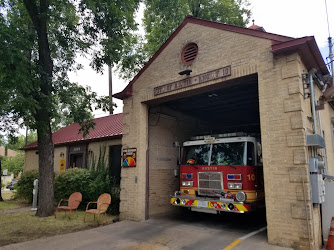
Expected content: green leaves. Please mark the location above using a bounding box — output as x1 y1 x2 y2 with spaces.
142 0 251 59
0 0 138 136
1 153 24 177
16 169 39 203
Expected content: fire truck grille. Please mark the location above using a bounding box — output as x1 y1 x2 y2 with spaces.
198 171 223 196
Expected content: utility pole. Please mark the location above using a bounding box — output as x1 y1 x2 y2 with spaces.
108 66 113 115
328 37 334 77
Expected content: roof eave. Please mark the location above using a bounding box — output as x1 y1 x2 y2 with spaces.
272 36 329 75
22 134 123 151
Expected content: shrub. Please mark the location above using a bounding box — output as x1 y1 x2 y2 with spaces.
54 168 116 211
54 168 93 207
16 170 39 203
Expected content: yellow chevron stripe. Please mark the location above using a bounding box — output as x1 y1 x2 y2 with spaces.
235 204 248 212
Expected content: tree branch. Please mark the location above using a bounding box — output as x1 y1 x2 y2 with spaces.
23 0 40 30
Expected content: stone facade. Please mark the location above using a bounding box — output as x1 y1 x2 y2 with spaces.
119 19 333 249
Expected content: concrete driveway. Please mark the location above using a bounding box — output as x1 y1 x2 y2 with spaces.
0 211 292 250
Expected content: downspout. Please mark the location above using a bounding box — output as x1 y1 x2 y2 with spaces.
145 106 150 220
308 71 317 249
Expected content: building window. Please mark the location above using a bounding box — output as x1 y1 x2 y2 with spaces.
67 144 87 169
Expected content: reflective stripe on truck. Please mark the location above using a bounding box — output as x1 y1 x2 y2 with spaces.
170 197 251 213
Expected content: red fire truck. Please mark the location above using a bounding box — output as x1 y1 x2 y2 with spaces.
170 133 264 213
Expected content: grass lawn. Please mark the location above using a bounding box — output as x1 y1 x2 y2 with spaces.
0 210 117 246
0 192 117 247
0 190 28 210
2 190 15 200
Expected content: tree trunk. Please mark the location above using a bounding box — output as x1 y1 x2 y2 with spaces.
36 116 54 216
23 0 55 217
0 159 4 202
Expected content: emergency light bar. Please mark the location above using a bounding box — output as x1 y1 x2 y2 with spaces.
190 132 248 140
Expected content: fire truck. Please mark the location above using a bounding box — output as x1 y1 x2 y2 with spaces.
170 132 264 214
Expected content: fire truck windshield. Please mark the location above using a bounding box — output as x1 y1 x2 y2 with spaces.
211 142 245 166
183 144 210 165
183 142 247 166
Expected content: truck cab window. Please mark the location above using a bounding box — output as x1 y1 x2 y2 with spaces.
183 144 210 165
247 142 255 166
211 142 245 166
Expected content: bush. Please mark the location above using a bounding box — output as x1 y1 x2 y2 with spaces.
16 170 39 203
16 162 119 214
54 168 115 212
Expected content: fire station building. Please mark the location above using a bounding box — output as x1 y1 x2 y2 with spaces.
114 16 334 249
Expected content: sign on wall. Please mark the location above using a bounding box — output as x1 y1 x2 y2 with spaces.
122 148 137 167
154 65 231 96
60 159 66 172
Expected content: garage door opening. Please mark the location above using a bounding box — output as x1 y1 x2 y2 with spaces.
146 74 265 222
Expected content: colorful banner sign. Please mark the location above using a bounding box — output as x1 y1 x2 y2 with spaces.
122 148 137 167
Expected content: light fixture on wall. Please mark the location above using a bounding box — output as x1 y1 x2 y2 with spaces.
88 149 93 155
178 69 192 76
60 152 64 158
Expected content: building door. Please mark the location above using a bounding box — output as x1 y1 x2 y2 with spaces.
109 145 122 185
69 153 83 168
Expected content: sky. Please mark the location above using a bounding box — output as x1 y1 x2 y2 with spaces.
68 0 334 117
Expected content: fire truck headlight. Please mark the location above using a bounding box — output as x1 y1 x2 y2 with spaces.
182 181 193 187
227 182 242 190
235 191 247 202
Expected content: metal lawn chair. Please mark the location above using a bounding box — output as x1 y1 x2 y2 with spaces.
55 192 82 219
84 193 111 224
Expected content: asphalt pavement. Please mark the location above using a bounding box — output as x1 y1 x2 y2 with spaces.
0 211 292 250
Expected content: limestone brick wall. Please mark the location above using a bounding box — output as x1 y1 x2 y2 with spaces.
119 21 330 249
259 52 315 249
258 51 334 249
148 109 198 216
120 22 272 221
120 99 148 221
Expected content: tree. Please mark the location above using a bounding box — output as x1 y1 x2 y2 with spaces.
0 0 139 216
6 131 37 151
142 0 251 62
1 153 24 177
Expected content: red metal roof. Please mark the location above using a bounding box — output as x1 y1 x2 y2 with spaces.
23 113 122 150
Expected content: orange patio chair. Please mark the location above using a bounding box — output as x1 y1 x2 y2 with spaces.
84 193 111 224
55 192 82 219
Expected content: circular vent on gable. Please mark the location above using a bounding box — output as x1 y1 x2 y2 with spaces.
181 43 198 65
